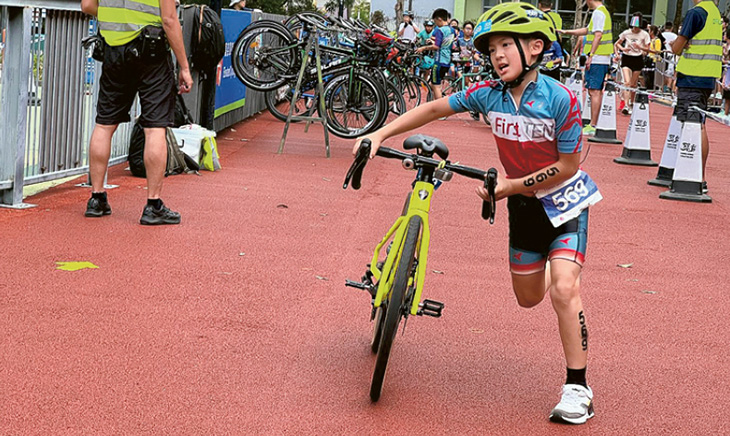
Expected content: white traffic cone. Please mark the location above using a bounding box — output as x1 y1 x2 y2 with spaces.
588 82 622 144
614 92 657 166
659 110 711 202
568 71 583 109
648 114 682 186
582 90 591 127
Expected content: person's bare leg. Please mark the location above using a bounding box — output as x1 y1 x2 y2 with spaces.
589 89 602 126
89 124 118 192
143 127 167 199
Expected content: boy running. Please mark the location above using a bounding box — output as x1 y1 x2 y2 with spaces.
354 2 598 425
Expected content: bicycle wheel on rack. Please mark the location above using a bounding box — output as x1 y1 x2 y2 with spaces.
440 74 459 97
385 81 407 124
402 75 433 110
231 22 298 91
370 216 422 402
321 71 388 139
264 83 318 122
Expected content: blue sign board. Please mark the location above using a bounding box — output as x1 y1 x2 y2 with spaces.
214 9 252 117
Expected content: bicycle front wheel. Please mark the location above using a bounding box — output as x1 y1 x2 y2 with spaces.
370 216 422 402
264 84 318 122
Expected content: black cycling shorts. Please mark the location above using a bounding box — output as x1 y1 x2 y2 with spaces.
508 194 585 255
96 40 176 128
620 54 645 73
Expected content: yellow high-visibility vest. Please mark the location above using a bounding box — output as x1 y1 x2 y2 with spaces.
547 11 562 31
676 0 723 78
98 0 163 47
584 5 613 56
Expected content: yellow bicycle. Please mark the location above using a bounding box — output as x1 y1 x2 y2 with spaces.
344 135 498 402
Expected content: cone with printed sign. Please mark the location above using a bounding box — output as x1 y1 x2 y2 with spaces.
588 82 622 144
581 88 591 127
659 110 711 203
614 92 657 166
568 71 583 109
648 114 682 186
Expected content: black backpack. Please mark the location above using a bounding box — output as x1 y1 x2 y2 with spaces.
128 97 199 178
191 5 225 72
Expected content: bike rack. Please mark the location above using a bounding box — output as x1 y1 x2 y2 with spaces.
278 28 331 158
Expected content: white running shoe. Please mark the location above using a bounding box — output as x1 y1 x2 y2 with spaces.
549 384 595 424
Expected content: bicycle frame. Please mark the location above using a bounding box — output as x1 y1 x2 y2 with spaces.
370 180 433 316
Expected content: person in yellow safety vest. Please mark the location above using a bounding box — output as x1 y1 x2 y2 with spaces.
669 0 723 192
80 0 193 225
559 0 613 137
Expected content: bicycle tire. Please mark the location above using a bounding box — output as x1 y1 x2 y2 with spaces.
370 215 422 402
403 75 433 110
264 84 318 122
371 305 386 353
231 23 298 92
321 71 388 139
385 81 406 124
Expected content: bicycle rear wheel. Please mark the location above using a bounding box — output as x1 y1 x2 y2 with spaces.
370 216 422 402
231 23 298 91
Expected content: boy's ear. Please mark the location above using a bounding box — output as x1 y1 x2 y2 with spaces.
529 38 545 57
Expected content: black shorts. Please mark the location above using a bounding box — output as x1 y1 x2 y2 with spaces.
620 54 644 73
673 87 711 123
722 89 730 100
430 65 450 85
507 194 584 255
96 40 176 128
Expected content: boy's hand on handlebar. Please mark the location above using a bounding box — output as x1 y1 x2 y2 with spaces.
475 172 511 201
353 135 383 159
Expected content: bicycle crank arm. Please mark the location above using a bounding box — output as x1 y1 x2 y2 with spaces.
417 299 444 318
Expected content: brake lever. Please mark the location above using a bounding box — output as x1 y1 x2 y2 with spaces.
343 139 372 190
481 168 498 224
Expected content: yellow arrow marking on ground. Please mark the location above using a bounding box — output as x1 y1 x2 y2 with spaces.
55 261 99 271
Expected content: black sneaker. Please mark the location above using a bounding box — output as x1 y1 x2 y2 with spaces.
85 197 112 217
140 203 181 225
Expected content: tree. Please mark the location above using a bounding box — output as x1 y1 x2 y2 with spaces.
371 9 386 27
352 0 371 23
394 0 404 25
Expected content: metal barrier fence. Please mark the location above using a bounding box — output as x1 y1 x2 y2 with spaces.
0 1 137 208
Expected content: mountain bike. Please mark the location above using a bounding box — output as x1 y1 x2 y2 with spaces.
343 135 498 402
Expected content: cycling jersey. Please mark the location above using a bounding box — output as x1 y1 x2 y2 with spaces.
448 74 583 179
433 25 455 67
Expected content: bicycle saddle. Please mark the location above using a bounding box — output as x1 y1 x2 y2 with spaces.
403 134 449 160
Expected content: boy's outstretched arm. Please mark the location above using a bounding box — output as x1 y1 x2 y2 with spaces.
353 98 456 158
476 152 580 201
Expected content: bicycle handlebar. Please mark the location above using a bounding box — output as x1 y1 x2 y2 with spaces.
343 140 498 223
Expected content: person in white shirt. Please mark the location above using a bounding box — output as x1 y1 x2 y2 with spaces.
398 11 419 42
614 13 651 114
661 21 678 93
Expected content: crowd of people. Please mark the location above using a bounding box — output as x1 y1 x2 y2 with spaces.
397 2 730 118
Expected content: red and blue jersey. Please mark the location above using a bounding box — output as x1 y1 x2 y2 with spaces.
448 74 583 179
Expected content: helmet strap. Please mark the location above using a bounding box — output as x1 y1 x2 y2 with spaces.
502 36 544 89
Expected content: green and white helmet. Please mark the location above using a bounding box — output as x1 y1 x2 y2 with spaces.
473 2 556 55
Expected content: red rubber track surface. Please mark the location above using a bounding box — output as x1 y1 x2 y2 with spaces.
1 103 729 435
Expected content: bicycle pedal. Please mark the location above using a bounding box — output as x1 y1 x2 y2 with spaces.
417 299 444 318
345 279 376 297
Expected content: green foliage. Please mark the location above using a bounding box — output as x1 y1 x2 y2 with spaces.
371 9 386 27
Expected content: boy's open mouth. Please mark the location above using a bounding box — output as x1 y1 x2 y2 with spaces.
497 62 509 74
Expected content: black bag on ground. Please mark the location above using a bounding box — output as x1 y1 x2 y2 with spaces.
190 5 225 72
128 122 199 178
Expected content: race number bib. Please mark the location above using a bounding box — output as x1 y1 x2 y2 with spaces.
535 170 602 227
